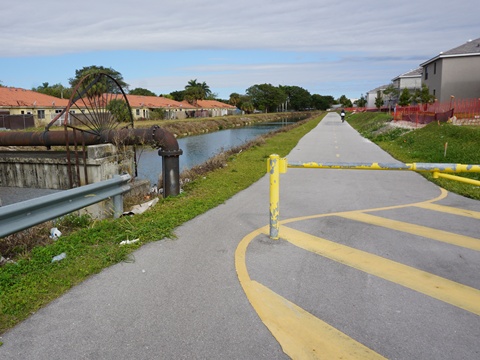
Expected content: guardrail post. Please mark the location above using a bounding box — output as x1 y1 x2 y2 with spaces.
113 194 124 218
269 154 280 239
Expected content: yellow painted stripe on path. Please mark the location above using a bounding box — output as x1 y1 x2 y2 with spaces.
415 203 480 220
277 226 480 315
235 226 385 359
339 212 480 252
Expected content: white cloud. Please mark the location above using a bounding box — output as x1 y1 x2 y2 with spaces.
3 0 478 57
1 0 478 99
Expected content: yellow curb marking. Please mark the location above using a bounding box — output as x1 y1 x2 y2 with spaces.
339 212 480 251
414 202 480 219
275 226 480 316
235 226 385 359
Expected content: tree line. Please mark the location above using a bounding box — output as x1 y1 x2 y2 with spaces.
22 65 352 113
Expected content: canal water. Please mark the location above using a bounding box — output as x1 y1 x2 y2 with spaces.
136 120 295 185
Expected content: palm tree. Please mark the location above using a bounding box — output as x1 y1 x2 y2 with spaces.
184 79 212 105
229 93 241 106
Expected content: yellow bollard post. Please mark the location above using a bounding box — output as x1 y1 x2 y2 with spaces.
269 154 280 239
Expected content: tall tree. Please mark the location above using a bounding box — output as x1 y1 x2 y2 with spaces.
398 88 412 107
69 66 129 93
169 90 185 102
412 84 435 107
129 88 157 97
32 82 71 99
246 84 287 113
383 84 399 113
229 93 241 107
311 94 334 110
374 90 384 110
337 95 353 108
184 79 212 104
279 85 312 111
355 94 367 108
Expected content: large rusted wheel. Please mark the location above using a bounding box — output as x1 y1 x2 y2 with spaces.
53 72 134 134
46 72 136 187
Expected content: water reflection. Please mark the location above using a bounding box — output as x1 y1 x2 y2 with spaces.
136 120 296 185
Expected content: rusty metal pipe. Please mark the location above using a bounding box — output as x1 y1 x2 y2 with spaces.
0 126 182 197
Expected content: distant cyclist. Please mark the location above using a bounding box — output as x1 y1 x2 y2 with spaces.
340 109 345 122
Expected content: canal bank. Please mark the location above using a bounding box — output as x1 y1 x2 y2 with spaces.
136 116 312 186
134 111 316 138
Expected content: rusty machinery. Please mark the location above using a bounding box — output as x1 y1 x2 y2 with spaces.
0 72 182 197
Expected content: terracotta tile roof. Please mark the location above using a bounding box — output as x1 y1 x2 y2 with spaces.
178 100 198 109
176 99 237 109
125 94 185 109
196 99 236 109
0 87 69 107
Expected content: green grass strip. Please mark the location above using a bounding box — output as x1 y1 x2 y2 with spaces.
348 112 480 200
0 114 324 335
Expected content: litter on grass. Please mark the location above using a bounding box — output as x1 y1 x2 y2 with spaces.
120 238 140 245
122 198 159 216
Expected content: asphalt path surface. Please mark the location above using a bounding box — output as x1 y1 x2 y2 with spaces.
1 112 479 359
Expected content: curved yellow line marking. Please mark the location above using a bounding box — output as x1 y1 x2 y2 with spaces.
339 212 480 251
280 188 448 226
235 227 385 359
276 225 480 316
415 202 480 219
234 188 458 359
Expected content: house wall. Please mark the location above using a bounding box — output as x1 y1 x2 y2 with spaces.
424 56 480 102
6 107 64 126
366 89 386 108
400 77 421 90
441 56 480 102
423 60 443 100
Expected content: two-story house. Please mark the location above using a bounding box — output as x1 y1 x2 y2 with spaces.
392 68 422 93
420 37 480 102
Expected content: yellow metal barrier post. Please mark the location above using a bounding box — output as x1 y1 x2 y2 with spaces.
268 154 287 239
269 154 280 239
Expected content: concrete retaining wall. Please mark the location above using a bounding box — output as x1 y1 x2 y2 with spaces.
0 144 134 189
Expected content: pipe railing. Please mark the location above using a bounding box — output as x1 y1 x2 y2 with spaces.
268 154 480 239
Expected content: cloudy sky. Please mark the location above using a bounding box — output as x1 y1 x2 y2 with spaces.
1 0 478 100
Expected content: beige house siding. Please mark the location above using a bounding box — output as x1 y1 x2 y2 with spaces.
421 38 480 102
423 56 480 102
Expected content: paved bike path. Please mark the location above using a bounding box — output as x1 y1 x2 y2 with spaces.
1 113 479 359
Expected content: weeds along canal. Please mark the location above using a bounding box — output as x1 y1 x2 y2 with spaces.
136 120 299 186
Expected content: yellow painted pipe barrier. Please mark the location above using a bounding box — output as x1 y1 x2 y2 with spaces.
433 171 480 186
268 155 480 239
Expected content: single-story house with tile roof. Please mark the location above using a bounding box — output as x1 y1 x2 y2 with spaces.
177 99 239 118
420 37 480 102
125 94 190 120
0 87 69 126
125 95 238 120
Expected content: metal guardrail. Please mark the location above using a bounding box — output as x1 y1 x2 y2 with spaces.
268 154 480 239
0 174 131 238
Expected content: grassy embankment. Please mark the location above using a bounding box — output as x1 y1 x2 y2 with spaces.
0 113 325 335
347 112 480 200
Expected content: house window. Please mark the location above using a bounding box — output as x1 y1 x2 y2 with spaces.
433 89 436 96
38 110 45 119
21 110 25 114
433 62 436 75
136 109 140 116
55 109 62 114
424 66 428 80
